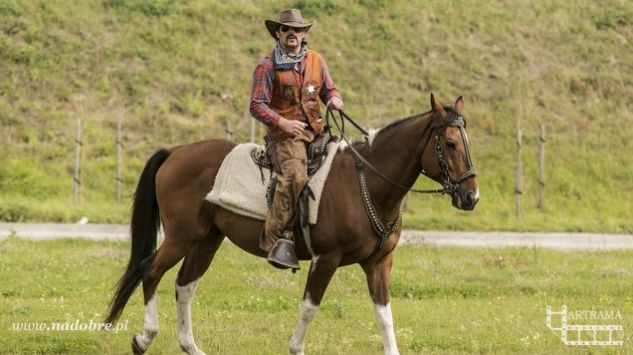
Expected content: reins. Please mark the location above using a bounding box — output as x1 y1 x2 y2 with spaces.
325 107 445 194
323 106 477 252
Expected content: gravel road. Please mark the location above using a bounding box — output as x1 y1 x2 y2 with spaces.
1 223 632 251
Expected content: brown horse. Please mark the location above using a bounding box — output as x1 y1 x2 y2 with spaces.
105 94 478 355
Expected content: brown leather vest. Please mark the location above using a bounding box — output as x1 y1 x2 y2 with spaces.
266 50 324 140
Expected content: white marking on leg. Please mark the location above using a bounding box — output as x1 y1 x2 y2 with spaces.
309 255 320 276
289 293 319 355
375 303 399 355
176 279 205 355
134 294 158 351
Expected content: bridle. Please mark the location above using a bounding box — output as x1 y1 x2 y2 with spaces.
429 115 478 196
326 107 477 197
325 107 477 250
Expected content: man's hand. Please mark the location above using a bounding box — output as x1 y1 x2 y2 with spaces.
327 97 344 111
277 117 306 136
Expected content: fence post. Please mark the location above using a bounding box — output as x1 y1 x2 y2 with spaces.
537 124 545 211
225 120 233 141
116 120 122 203
73 118 82 206
250 115 255 143
403 192 410 213
515 128 522 218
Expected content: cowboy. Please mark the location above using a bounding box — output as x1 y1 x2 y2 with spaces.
250 9 344 270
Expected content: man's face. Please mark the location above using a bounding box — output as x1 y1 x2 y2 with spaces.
276 25 306 52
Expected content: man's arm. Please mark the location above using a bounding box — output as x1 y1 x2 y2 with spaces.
317 54 344 110
250 59 283 127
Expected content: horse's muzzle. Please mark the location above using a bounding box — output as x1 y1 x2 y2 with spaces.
452 189 479 211
463 190 479 210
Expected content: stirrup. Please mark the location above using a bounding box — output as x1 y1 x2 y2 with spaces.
267 239 300 271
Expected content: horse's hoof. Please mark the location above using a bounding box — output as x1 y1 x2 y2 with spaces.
180 344 206 355
132 336 146 354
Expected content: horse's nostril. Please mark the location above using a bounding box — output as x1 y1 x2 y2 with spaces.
466 192 477 206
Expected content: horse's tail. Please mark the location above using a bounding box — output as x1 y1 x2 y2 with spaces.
105 148 171 324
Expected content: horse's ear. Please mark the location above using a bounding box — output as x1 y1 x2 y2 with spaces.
455 96 464 113
430 93 447 117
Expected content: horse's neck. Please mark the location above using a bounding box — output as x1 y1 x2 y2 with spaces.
359 113 433 215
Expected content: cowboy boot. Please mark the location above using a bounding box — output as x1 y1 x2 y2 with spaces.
267 231 300 270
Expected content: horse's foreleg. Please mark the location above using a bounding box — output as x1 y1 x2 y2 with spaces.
289 254 341 355
362 253 399 355
175 233 224 355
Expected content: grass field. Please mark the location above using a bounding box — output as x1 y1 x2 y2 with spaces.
0 237 631 354
1 1 632 233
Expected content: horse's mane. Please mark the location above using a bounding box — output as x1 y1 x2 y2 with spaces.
379 112 427 134
374 104 466 137
380 105 464 135
344 105 458 149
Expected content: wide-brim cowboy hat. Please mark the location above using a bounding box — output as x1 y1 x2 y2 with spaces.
265 9 314 40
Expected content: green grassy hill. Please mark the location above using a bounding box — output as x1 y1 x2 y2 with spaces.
1 0 631 232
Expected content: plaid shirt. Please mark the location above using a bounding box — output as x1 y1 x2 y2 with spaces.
249 51 342 128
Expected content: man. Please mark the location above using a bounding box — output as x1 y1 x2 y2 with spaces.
250 9 344 270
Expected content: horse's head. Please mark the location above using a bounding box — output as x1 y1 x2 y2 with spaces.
420 94 479 210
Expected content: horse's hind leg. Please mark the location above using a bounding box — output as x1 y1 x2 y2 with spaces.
362 253 399 355
289 253 341 355
176 231 224 355
132 238 187 354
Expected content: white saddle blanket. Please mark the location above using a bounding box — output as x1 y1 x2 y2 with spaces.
205 142 340 224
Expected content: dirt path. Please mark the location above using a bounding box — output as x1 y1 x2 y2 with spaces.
1 223 632 250
399 230 633 250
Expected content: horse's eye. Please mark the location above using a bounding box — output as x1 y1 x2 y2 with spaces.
446 141 457 149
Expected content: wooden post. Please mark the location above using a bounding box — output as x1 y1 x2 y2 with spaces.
73 118 82 206
250 116 256 143
116 120 122 203
225 120 233 141
537 124 546 211
515 128 522 218
403 192 410 213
